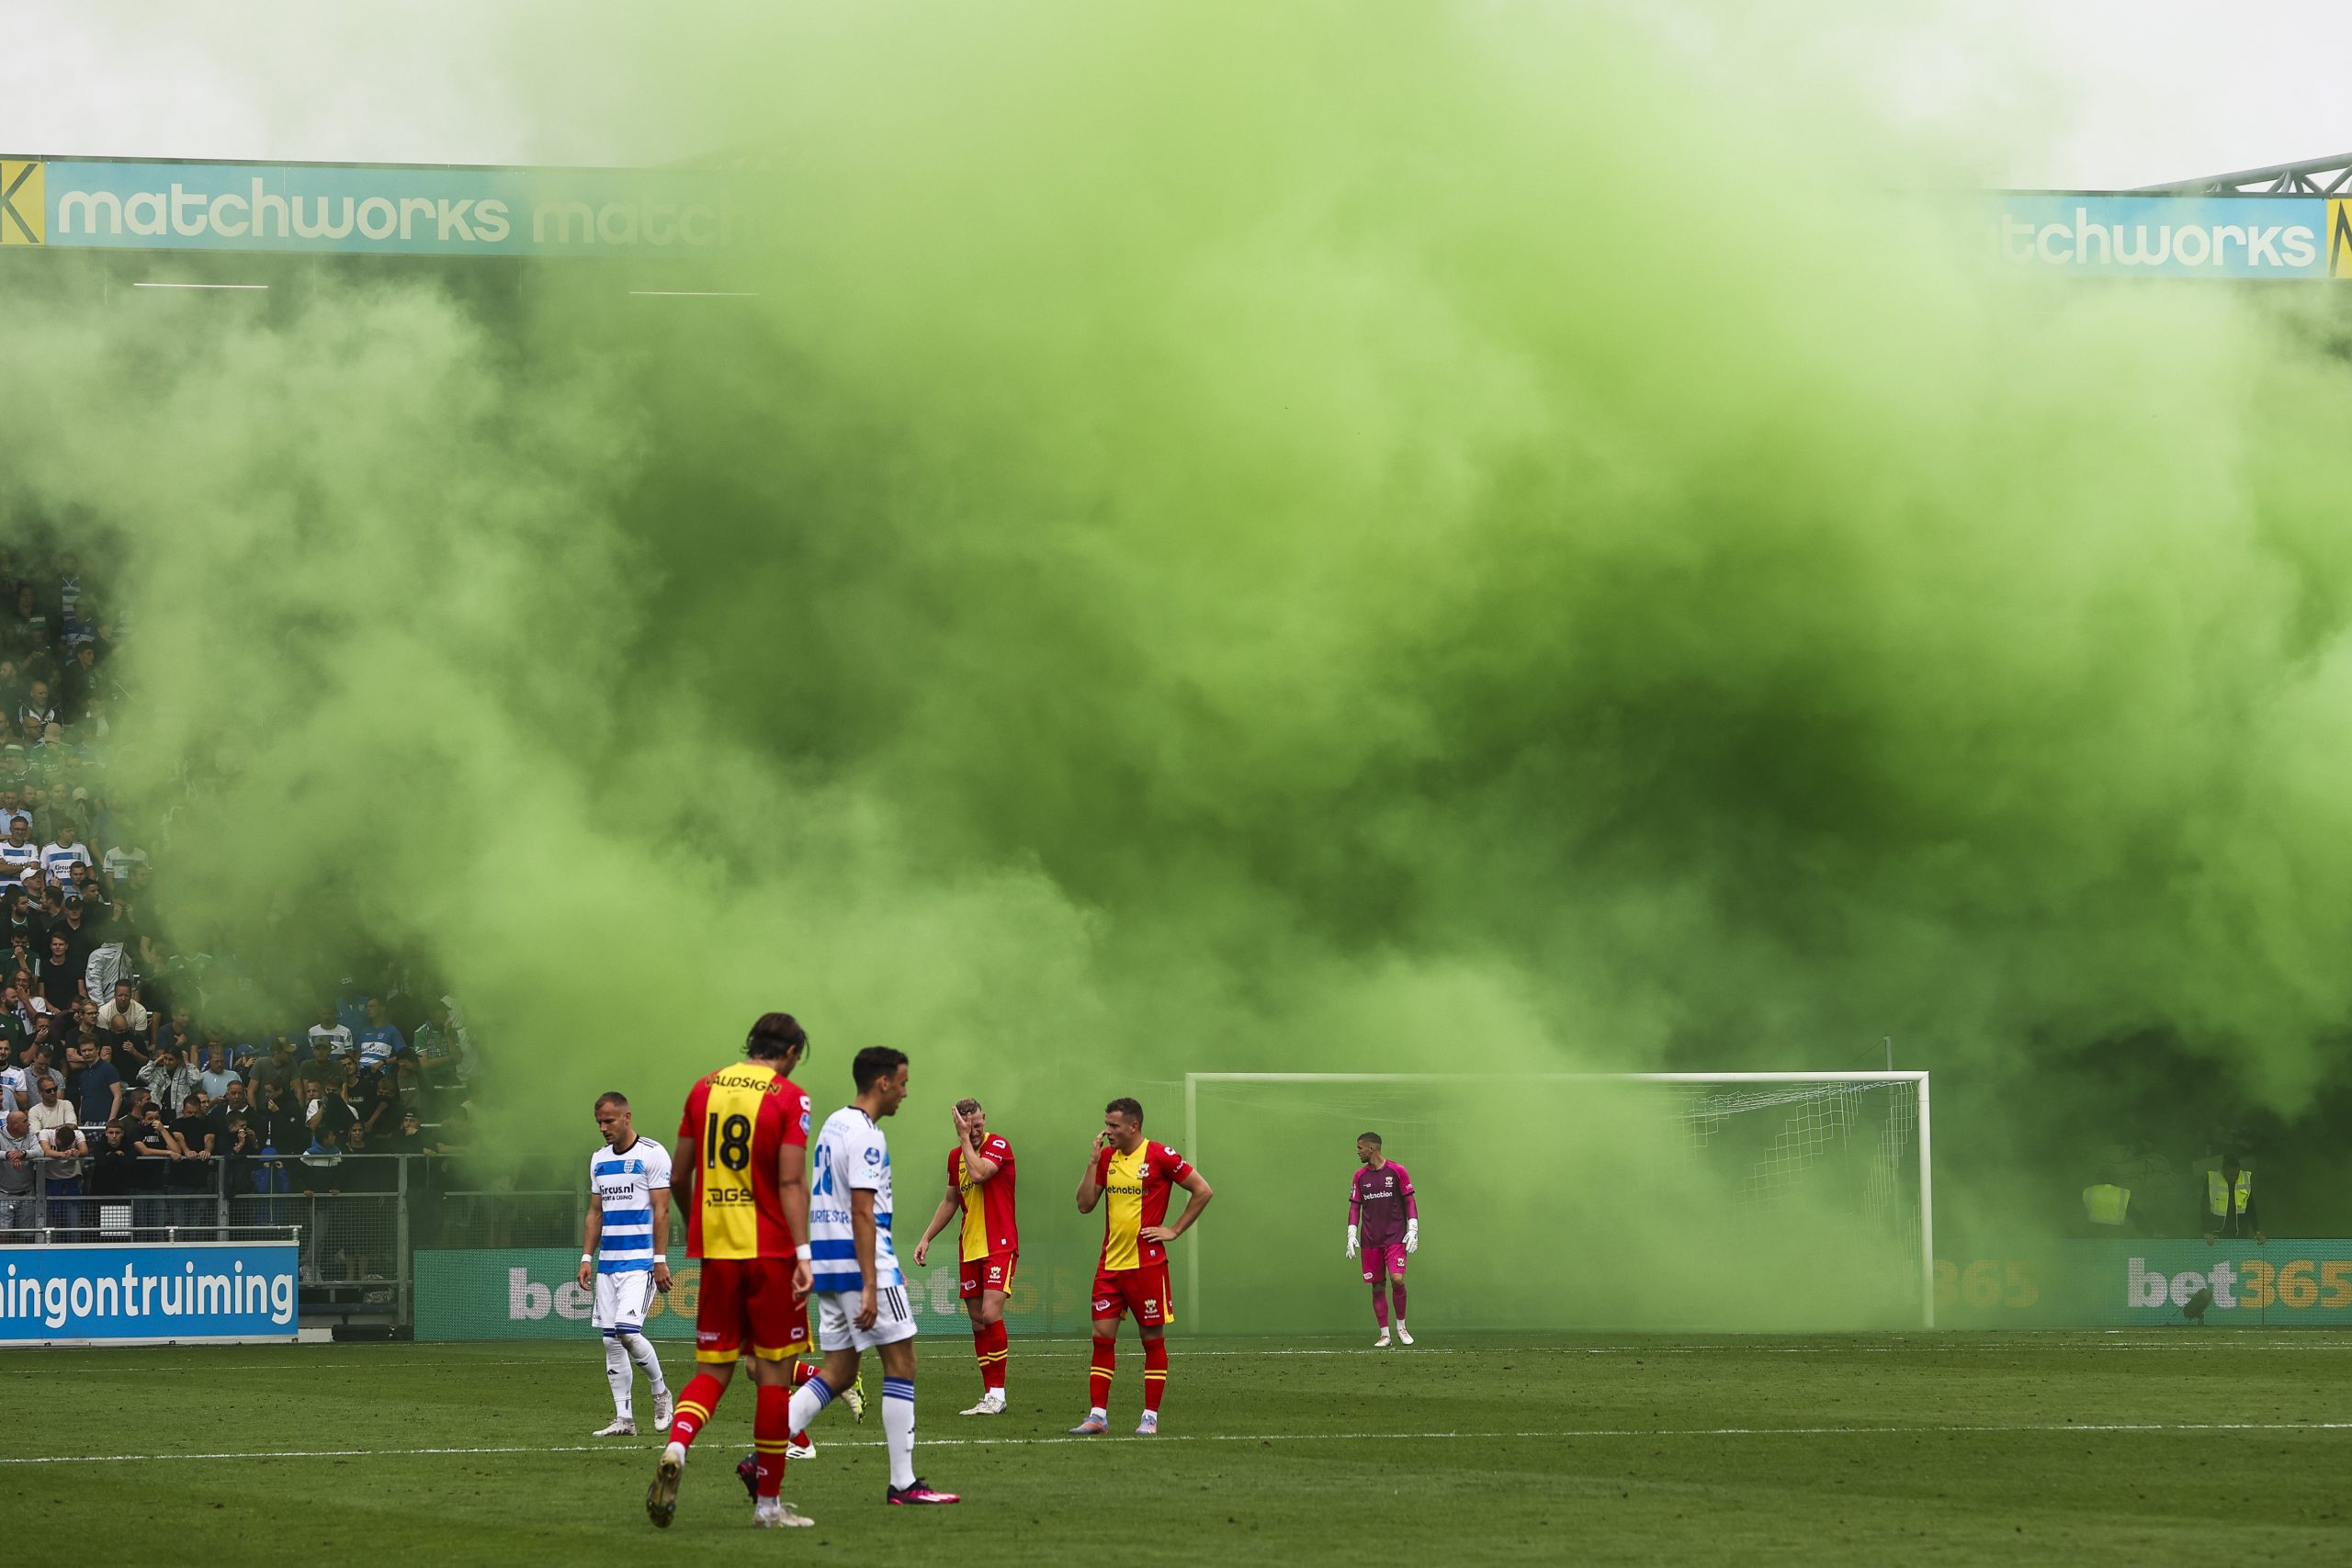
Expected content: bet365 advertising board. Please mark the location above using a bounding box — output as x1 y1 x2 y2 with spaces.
1935 1238 2352 1327
414 1248 1097 1341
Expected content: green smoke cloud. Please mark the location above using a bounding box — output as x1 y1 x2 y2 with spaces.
8 2 2352 1325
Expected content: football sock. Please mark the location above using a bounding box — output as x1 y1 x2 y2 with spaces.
670 1371 726 1449
1088 1337 1115 1411
1141 1337 1168 1414
752 1382 791 1499
980 1320 1010 1391
1391 1281 1408 1321
603 1334 633 1417
882 1376 918 1490
971 1321 989 1386
1372 1289 1390 1328
790 1360 816 1443
622 1330 667 1398
786 1371 834 1438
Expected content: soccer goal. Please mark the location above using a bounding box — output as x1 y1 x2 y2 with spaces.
1182 1071 1933 1333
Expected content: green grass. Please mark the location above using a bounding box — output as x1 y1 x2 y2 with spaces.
9 1331 2350 1564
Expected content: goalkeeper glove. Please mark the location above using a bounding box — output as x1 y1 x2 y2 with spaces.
1404 1219 1419 1254
1345 1225 1358 1259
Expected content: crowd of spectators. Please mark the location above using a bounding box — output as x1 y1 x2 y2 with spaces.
0 540 481 1242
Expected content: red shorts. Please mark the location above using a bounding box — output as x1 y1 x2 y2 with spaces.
693 1256 811 1365
1091 1263 1173 1327
1360 1243 1408 1282
958 1253 1018 1300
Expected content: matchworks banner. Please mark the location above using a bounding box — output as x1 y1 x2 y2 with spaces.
1993 194 2352 279
0 1242 300 1346
415 1248 1089 1341
0 156 745 257
1937 1239 2352 1327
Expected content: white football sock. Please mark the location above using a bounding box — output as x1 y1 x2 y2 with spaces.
603 1337 632 1418
881 1376 917 1490
786 1373 833 1435
622 1330 667 1396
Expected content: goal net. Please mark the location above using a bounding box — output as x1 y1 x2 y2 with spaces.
1182 1072 1931 1333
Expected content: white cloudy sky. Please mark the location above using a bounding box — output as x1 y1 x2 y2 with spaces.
0 2 2344 188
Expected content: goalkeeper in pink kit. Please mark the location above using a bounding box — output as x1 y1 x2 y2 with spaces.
1347 1134 1418 1347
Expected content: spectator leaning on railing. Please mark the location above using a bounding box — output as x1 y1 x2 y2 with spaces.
0 1110 36 1236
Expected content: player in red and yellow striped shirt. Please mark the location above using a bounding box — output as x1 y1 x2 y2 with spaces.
913 1096 1020 1415
646 1012 818 1532
1070 1096 1212 1437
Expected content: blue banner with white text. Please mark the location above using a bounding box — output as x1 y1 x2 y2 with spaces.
1993 194 2345 278
0 1243 300 1345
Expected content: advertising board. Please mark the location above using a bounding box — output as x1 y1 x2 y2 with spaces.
0 1241 301 1346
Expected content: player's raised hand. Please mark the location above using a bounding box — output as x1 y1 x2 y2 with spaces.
1094 1130 1115 1152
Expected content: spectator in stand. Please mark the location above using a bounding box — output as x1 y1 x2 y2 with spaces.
0 1110 36 1238
334 978 371 1038
17 679 56 733
53 894 96 977
56 645 100 726
246 1037 298 1097
347 1058 401 1140
302 1033 348 1094
308 1004 353 1060
37 931 80 1016
171 1089 219 1216
40 824 90 886
356 996 407 1072
86 1117 138 1205
27 1070 74 1144
0 817 38 882
96 978 147 1040
250 1079 306 1155
0 1039 28 1115
38 1120 86 1233
307 1074 360 1154
74 1037 122 1126
0 789 28 837
67 860 106 915
6 583 49 659
140 1044 197 1116
153 1004 194 1065
196 1043 241 1103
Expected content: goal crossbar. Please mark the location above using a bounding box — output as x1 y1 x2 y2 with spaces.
1181 1069 1935 1330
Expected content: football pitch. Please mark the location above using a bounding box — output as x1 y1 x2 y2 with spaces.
10 1332 2348 1564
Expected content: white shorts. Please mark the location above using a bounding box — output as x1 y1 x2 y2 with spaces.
814 1283 920 1353
594 1268 657 1333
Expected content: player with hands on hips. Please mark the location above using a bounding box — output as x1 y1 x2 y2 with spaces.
1350 1133 1418 1348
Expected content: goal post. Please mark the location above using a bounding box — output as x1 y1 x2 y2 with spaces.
1182 1071 1934 1332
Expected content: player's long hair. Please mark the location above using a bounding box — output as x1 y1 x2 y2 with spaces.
746 1011 808 1068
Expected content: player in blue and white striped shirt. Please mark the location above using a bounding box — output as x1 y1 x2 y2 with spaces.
774 1046 958 1507
580 1092 674 1438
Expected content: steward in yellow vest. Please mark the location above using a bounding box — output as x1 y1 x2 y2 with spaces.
2201 1156 2264 1245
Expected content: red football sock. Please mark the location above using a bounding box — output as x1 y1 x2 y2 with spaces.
972 1320 991 1386
1372 1287 1390 1327
753 1383 791 1499
1390 1280 1408 1321
669 1372 726 1450
983 1321 1010 1391
1142 1337 1168 1414
1088 1336 1115 1408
